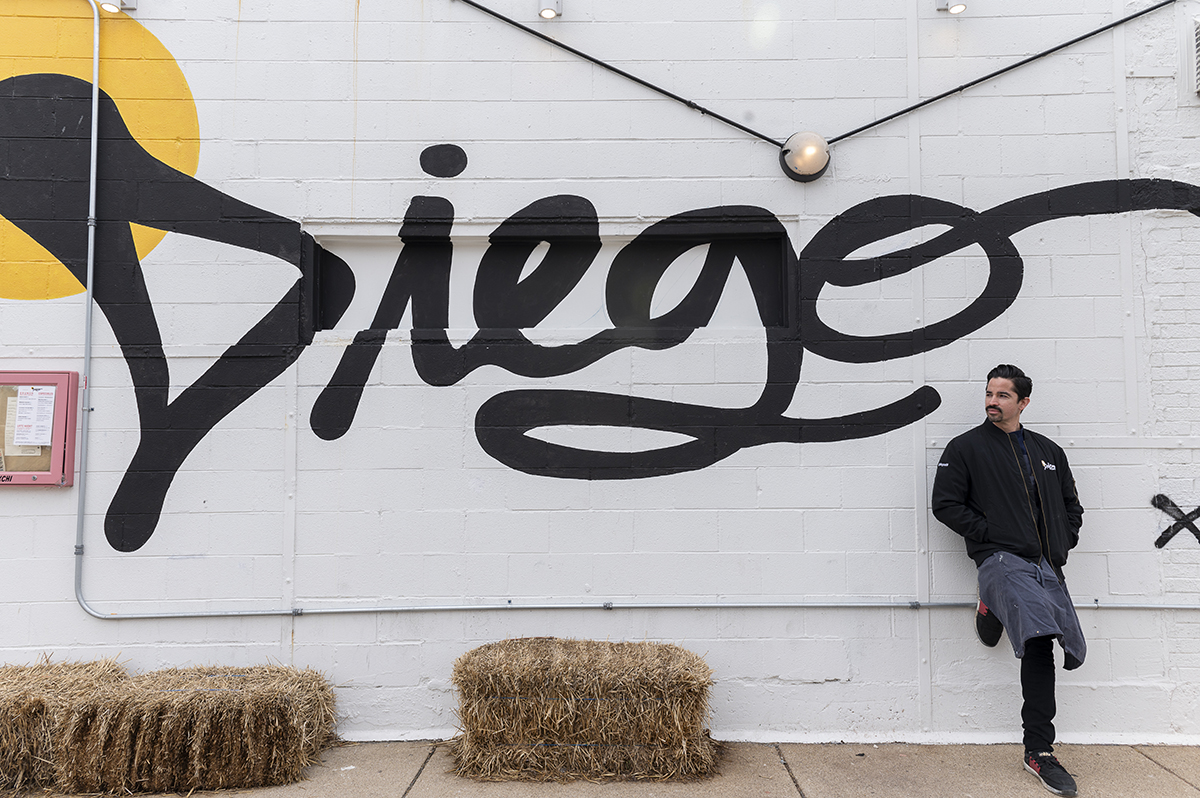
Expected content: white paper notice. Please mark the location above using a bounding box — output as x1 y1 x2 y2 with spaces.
4 397 41 457
14 386 54 447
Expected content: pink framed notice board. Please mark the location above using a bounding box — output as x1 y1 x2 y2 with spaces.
0 371 79 486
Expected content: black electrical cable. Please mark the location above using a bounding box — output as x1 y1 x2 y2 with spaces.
452 0 784 147
455 0 1175 152
828 0 1176 144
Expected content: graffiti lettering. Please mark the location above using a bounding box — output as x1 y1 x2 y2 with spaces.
5 74 1200 551
310 196 936 482
0 476 12 483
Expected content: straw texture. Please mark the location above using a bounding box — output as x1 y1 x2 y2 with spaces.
0 661 336 794
0 658 129 791
59 665 338 793
450 638 718 782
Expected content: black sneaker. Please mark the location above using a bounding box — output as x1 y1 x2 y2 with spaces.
1024 750 1077 797
975 598 1003 647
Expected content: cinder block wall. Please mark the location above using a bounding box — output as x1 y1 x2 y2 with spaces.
3 0 1200 742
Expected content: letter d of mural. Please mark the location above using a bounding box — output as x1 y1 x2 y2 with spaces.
0 2 352 551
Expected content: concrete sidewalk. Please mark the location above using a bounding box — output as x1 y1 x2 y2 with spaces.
202 740 1200 798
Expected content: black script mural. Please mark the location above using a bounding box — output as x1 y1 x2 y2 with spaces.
1151 494 1200 548
316 181 1200 482
310 198 937 479
7 74 1200 550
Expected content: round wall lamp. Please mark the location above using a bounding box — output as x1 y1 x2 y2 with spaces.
539 0 562 19
937 1 967 13
779 132 830 182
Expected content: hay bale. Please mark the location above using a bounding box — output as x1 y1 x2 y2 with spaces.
450 637 718 782
0 658 130 791
57 665 338 794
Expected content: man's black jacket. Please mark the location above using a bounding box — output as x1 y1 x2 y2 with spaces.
932 420 1083 568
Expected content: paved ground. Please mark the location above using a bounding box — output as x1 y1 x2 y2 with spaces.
90 740 1197 798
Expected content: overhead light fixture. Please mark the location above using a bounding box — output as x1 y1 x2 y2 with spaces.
779 132 830 182
538 0 562 19
937 1 967 13
100 0 135 10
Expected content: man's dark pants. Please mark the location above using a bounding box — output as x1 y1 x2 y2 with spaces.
1021 635 1057 751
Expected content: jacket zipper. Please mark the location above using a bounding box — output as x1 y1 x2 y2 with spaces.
1005 431 1048 566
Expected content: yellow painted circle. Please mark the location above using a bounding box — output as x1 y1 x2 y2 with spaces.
0 0 200 300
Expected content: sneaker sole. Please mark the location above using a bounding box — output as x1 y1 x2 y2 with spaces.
1023 761 1077 797
975 597 1003 648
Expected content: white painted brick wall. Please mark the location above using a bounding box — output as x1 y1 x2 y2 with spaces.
4 0 1200 743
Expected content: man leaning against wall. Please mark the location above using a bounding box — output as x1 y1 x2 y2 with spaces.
931 364 1085 797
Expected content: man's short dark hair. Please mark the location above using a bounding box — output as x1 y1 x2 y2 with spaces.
988 364 1032 400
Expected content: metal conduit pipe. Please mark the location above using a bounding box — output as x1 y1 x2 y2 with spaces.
75 597 1200 622
65 2 1200 625
72 0 105 621
80 601 975 621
